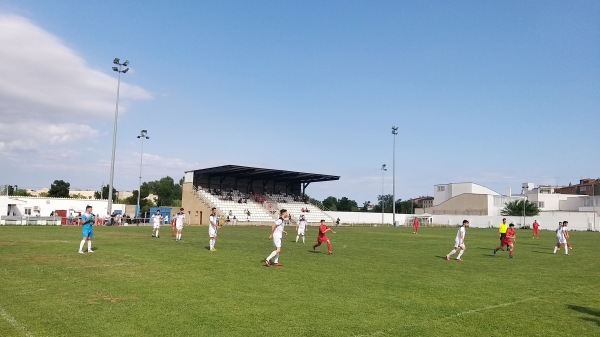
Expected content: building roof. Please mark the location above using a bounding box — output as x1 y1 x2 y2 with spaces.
186 165 340 184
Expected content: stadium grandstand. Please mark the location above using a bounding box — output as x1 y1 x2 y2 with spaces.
181 165 340 225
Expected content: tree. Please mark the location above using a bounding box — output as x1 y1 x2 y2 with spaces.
145 176 182 206
124 186 155 214
337 197 359 212
13 188 33 197
371 194 394 213
395 199 418 214
322 196 338 211
94 185 118 202
501 200 539 216
48 180 70 198
361 201 371 212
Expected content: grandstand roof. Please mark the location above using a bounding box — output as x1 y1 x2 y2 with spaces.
187 165 340 184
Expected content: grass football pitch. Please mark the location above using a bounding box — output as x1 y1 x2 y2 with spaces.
0 225 599 337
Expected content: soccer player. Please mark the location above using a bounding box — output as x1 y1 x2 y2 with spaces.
295 215 307 243
174 208 186 242
78 205 95 254
413 216 419 234
209 207 220 251
532 220 540 239
494 223 516 257
553 221 570 254
171 216 176 237
151 210 163 238
564 221 573 251
265 209 288 267
446 220 468 261
312 219 336 254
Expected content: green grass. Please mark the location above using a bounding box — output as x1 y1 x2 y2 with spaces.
0 225 599 337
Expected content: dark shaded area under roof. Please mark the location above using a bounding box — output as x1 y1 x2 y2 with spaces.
187 165 340 184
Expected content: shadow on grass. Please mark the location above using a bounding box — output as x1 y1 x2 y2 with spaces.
532 250 554 254
568 304 600 326
308 250 323 254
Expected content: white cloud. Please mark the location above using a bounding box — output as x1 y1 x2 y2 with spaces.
0 13 152 155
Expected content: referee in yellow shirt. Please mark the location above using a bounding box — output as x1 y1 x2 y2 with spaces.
497 218 508 251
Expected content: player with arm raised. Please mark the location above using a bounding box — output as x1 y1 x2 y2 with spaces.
446 220 468 261
209 207 221 251
312 219 336 254
265 209 288 267
78 205 95 254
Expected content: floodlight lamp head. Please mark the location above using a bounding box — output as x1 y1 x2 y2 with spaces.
113 58 120 64
382 164 386 169
123 60 129 66
140 130 148 137
122 68 129 73
392 126 398 135
112 67 118 71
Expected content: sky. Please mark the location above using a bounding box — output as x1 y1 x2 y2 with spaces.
0 1 598 204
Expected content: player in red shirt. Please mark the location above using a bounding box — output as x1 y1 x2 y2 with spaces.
312 219 336 254
532 220 540 239
413 217 419 234
494 223 516 258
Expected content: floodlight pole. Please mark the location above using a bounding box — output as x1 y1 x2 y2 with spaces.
392 126 398 226
381 164 387 225
107 58 129 217
136 130 149 219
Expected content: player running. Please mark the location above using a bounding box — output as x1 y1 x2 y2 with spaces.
497 218 508 250
209 207 220 251
265 209 288 267
312 219 336 254
494 223 516 258
532 220 540 239
78 205 95 254
151 210 163 238
446 220 468 261
174 208 186 242
295 215 307 243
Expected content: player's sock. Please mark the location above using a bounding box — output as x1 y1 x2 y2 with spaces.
302 236 305 243
87 240 92 252
553 246 558 254
266 251 277 261
273 253 279 264
448 249 456 257
327 243 331 253
457 250 464 259
565 245 568 254
79 239 85 252
156 230 159 237
295 235 299 243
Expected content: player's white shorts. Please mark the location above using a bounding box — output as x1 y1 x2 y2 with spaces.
454 240 465 249
176 223 183 230
297 227 305 235
556 236 566 244
209 227 217 237
153 223 161 229
272 236 282 248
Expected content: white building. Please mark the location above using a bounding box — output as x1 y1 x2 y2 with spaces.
0 196 125 225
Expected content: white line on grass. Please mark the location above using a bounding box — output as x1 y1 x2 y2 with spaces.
0 306 34 337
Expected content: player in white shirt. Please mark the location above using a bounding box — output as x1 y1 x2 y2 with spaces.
151 210 163 238
553 221 569 255
265 209 288 267
446 220 469 261
174 207 186 242
295 215 308 243
209 207 221 251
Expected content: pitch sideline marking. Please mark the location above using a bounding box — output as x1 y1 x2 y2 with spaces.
352 297 541 337
0 306 34 337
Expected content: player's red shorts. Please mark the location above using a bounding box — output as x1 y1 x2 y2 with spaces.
533 228 539 234
502 238 513 246
318 236 329 243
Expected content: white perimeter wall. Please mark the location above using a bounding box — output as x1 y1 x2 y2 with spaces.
325 211 599 231
0 196 125 219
